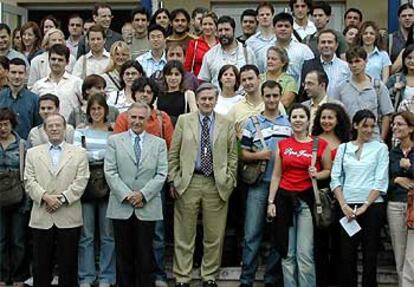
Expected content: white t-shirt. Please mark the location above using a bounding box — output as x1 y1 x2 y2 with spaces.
214 94 243 115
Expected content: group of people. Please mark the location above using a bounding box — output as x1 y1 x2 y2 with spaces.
1 1 414 287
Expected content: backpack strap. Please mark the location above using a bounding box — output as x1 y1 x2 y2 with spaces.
115 91 120 105
106 72 122 91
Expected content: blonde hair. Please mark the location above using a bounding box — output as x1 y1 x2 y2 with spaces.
41 28 65 49
104 41 131 73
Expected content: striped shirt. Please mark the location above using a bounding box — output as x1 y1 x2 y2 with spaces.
321 55 350 97
73 127 111 163
241 114 292 182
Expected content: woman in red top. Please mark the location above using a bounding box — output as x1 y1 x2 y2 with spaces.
311 102 351 286
183 11 218 76
267 103 332 287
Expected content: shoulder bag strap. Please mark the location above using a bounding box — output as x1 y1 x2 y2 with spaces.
242 42 249 64
190 40 199 73
394 74 402 110
251 116 267 149
311 137 321 210
81 55 87 79
341 143 347 186
388 33 393 57
155 109 164 138
19 139 25 181
115 91 120 105
106 72 122 91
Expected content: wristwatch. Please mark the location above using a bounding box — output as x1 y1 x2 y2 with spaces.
59 195 68 205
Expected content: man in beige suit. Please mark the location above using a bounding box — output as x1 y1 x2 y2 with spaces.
24 113 89 287
169 83 238 287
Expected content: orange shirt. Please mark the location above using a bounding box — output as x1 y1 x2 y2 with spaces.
114 109 174 149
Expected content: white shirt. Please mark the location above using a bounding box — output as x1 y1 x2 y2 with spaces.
28 51 76 89
72 50 111 79
31 72 82 120
198 41 257 88
214 94 243 115
274 38 314 83
107 89 133 113
293 20 317 40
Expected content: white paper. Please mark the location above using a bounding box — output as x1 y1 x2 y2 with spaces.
340 216 362 237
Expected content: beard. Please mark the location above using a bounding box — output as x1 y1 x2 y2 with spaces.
219 35 234 47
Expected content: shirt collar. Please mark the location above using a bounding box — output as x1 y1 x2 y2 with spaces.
199 112 214 121
320 54 337 65
310 94 328 107
46 71 71 81
129 129 145 142
48 141 64 150
86 49 110 59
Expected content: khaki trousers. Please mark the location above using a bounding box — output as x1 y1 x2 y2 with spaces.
173 174 229 283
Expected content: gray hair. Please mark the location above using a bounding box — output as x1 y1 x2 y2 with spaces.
128 100 151 119
195 82 219 98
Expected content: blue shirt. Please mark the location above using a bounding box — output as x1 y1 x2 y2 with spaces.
246 31 276 73
48 142 64 172
240 114 291 182
136 50 167 77
0 87 41 139
366 47 392 81
195 112 214 171
330 141 389 204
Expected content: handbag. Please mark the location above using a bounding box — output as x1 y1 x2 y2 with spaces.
239 116 267 185
81 135 109 201
0 140 25 207
407 189 414 229
311 137 335 228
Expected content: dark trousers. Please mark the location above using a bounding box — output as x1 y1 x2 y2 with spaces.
112 215 155 287
339 203 385 287
32 226 80 287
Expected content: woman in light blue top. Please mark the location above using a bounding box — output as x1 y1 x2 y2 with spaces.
330 109 388 287
354 21 391 83
73 93 115 287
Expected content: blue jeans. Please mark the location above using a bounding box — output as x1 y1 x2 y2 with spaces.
282 199 315 287
153 184 167 282
78 200 116 285
240 181 280 285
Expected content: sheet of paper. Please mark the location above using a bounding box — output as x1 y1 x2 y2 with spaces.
339 216 362 237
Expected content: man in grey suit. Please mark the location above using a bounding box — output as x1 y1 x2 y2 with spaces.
104 101 168 287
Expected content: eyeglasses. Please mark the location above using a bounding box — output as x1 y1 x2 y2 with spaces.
392 122 408 128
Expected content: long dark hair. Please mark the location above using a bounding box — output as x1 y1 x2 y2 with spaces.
402 44 414 75
312 103 351 143
162 60 186 92
351 109 376 140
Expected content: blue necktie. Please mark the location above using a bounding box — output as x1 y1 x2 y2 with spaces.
200 117 213 176
134 136 141 166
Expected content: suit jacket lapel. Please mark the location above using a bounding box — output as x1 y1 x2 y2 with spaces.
213 112 223 145
190 112 199 144
55 143 73 175
39 145 54 174
120 133 137 164
140 134 153 166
